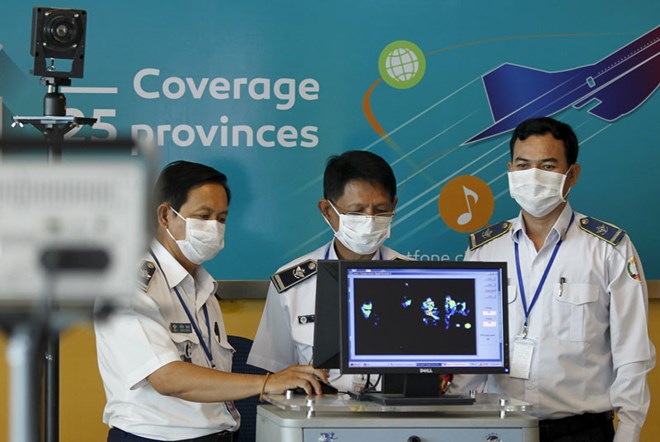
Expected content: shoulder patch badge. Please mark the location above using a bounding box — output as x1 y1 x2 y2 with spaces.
579 217 626 246
469 221 512 251
138 260 156 292
271 259 318 293
626 257 641 281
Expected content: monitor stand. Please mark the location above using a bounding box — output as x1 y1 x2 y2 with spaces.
361 374 475 406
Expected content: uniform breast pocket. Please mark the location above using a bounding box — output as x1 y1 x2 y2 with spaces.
171 332 198 363
551 283 600 342
291 314 315 346
213 334 235 372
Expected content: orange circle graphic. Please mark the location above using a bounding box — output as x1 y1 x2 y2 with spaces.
438 176 494 233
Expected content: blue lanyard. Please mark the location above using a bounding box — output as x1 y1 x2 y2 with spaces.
149 250 216 369
514 213 574 338
173 288 215 369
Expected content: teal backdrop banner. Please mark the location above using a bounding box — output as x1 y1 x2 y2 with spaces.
1 1 658 280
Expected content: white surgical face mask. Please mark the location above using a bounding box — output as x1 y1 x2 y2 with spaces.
325 200 393 255
508 167 571 217
167 207 225 265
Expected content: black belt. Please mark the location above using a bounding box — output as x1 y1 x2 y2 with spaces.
539 411 614 441
108 428 238 442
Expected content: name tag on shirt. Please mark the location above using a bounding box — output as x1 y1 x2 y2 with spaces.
510 337 535 379
170 323 192 333
298 315 315 324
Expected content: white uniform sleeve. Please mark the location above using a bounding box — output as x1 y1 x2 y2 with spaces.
607 239 655 442
247 282 298 372
95 291 181 390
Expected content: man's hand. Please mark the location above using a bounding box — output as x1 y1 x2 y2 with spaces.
266 365 329 395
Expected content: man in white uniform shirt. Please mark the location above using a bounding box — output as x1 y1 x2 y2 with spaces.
95 161 328 442
247 151 408 393
451 117 655 442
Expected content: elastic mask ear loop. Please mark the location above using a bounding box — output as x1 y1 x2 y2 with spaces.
170 206 186 220
166 206 185 241
324 200 340 233
562 166 573 201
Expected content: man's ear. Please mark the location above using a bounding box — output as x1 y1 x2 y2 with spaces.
156 204 171 228
567 163 581 186
318 199 332 221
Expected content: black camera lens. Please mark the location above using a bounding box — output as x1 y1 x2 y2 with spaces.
46 15 78 48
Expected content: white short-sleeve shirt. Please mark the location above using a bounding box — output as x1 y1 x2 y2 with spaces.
451 203 655 442
95 240 238 440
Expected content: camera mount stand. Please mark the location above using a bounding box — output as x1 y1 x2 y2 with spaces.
11 77 96 162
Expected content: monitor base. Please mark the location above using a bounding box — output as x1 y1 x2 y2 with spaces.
361 393 475 406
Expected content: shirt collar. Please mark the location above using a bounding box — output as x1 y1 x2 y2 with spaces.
510 202 574 244
553 203 575 240
150 239 216 298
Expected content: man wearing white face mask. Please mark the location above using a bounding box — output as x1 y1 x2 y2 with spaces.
95 161 328 442
450 118 655 442
248 151 408 393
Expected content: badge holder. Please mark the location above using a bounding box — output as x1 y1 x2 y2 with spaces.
510 336 536 380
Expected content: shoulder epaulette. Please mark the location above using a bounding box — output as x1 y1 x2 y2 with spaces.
392 255 412 261
468 221 512 251
578 216 626 246
271 259 318 293
138 260 156 292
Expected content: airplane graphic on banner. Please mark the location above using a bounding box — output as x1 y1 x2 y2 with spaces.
466 25 660 144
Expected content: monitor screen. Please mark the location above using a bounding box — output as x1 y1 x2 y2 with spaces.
340 260 509 376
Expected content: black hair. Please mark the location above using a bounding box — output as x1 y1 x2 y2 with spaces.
153 161 231 213
509 117 579 165
323 150 396 202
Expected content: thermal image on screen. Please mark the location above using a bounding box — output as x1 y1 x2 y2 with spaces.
344 264 508 372
352 278 477 356
444 295 470 330
361 293 472 330
421 297 440 325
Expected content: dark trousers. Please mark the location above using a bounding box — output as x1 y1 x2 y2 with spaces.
539 412 615 442
108 428 238 442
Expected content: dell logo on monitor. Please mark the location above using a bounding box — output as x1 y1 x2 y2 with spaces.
419 368 433 374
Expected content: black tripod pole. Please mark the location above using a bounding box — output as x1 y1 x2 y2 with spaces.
43 77 68 163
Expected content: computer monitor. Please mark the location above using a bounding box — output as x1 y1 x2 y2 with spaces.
312 260 341 369
339 260 509 405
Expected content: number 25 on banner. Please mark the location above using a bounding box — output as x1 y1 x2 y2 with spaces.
438 176 494 233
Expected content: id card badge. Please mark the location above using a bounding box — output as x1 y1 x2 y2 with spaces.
226 400 240 421
510 337 536 379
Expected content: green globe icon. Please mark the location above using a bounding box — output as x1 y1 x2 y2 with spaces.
386 48 418 81
378 40 426 89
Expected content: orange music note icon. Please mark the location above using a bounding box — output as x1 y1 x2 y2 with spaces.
438 175 494 233
457 186 479 225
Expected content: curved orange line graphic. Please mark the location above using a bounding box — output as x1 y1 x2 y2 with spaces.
362 77 386 137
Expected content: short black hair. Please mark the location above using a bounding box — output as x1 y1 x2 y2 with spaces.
510 117 579 165
153 161 231 213
323 151 396 202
